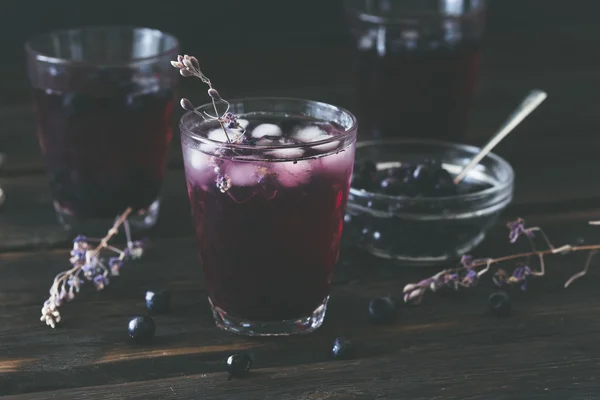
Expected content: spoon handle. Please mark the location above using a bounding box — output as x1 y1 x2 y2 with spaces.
453 90 548 184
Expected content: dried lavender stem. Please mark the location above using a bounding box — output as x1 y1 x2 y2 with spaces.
404 220 600 304
50 208 132 292
88 207 132 258
41 208 150 328
564 249 597 288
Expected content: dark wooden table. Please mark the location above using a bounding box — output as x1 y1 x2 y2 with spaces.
2 1 600 399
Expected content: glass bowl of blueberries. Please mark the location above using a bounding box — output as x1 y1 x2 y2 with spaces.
345 139 514 265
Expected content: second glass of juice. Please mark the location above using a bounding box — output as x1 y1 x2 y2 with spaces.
181 98 357 336
345 0 486 140
25 26 179 231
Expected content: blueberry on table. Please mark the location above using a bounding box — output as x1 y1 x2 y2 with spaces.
488 291 511 317
127 316 156 343
226 353 252 379
331 337 357 360
145 289 171 314
368 297 396 324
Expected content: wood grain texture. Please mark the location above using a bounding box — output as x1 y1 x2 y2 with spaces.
2 217 600 398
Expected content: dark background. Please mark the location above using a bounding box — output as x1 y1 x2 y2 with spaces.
0 0 599 203
0 0 596 100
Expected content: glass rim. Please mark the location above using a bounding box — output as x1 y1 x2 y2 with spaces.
180 96 359 151
344 0 486 25
349 138 514 203
24 25 180 67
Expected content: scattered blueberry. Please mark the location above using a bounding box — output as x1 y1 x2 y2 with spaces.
226 353 252 379
145 289 171 314
368 297 396 324
488 291 511 317
331 337 357 360
127 316 156 343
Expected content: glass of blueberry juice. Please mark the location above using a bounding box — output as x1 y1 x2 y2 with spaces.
180 98 357 336
25 27 179 231
345 0 486 140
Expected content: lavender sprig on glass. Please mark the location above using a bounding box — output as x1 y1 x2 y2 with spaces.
403 218 600 305
40 208 150 328
171 54 246 144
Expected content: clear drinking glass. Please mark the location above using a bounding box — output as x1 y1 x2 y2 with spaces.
25 26 179 231
345 0 486 140
180 98 357 336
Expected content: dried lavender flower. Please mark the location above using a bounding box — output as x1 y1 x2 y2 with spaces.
40 208 150 328
180 98 195 111
402 218 600 305
170 53 247 144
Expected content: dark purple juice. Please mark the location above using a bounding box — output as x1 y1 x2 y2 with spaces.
355 40 481 140
183 117 355 321
33 88 174 218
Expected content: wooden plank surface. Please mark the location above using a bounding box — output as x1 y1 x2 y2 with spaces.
3 0 600 398
2 215 600 398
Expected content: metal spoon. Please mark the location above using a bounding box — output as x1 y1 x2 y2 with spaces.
453 90 548 184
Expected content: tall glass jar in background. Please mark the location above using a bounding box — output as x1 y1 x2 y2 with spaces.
26 26 179 232
345 0 486 140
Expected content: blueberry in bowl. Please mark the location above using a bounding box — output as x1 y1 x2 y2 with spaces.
345 139 514 266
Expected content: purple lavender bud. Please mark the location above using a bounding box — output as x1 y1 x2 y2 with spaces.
70 249 86 263
182 55 195 70
512 267 525 280
108 257 124 275
82 263 96 278
464 269 478 286
506 218 529 243
67 277 81 291
460 254 473 267
208 88 221 101
189 56 200 70
180 98 194 111
520 281 528 291
179 69 193 77
429 277 444 291
109 257 124 268
73 235 87 244
170 60 184 69
177 54 184 64
525 230 535 238
127 238 150 260
93 275 109 290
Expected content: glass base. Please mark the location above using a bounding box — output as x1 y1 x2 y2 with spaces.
209 296 329 337
54 198 161 234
